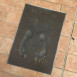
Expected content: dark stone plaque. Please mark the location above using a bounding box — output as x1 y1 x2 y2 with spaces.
8 4 66 74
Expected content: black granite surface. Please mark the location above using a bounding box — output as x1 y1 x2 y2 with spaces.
8 4 66 74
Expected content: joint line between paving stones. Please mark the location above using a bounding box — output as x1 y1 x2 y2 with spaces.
43 73 46 77
0 37 3 47
30 0 32 4
60 4 62 11
65 69 77 74
0 70 22 77
7 8 14 22
61 8 77 77
47 0 76 8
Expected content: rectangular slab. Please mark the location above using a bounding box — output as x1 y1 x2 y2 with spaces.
8 4 66 74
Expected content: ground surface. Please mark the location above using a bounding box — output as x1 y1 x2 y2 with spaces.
0 0 77 77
